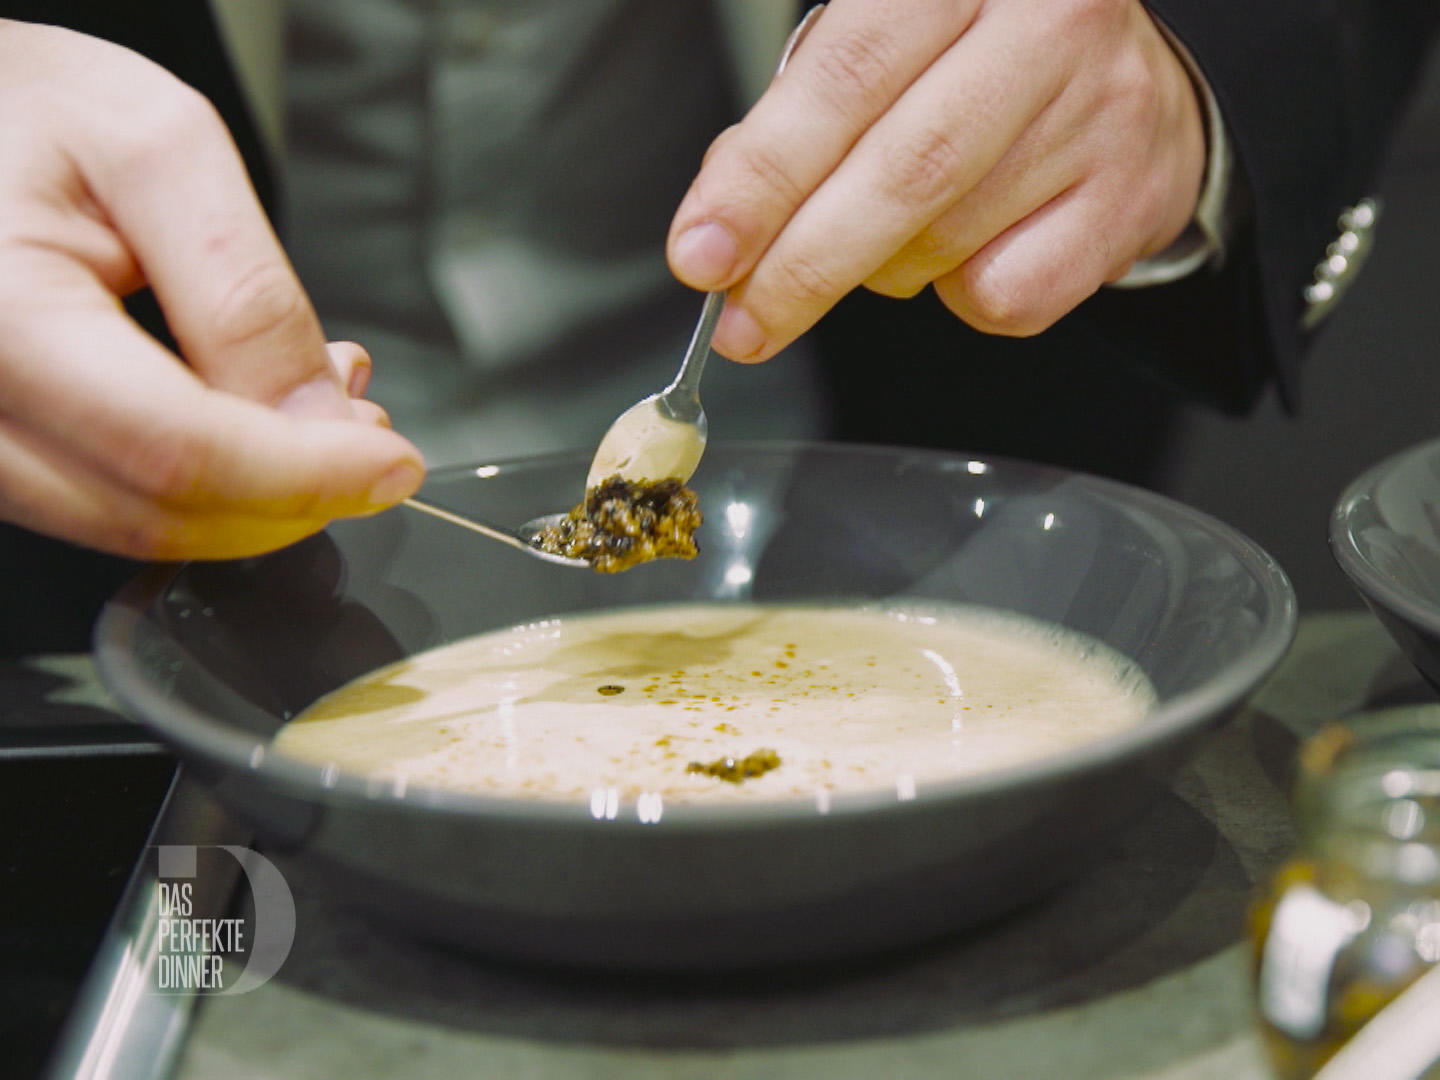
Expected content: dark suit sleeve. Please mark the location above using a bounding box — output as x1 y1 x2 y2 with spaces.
829 1 1440 419
1113 0 1440 411
814 1 1439 482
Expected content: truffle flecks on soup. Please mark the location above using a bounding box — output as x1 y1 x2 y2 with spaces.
273 603 1155 804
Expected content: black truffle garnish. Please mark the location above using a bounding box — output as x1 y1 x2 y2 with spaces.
532 475 702 573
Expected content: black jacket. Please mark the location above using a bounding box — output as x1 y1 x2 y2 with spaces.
815 1 1440 479
1 1 1436 650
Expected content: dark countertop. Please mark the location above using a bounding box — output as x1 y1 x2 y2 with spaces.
164 612 1431 1079
0 652 174 1080
20 610 1438 1079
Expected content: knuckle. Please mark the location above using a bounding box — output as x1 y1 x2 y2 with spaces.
208 259 312 354
884 126 966 208
1053 0 1127 36
811 25 901 110
735 140 808 210
773 251 841 306
701 123 742 168
958 269 1047 337
1105 50 1161 124
118 422 206 504
107 83 219 173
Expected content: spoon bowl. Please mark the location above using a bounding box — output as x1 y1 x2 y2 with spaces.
585 289 721 489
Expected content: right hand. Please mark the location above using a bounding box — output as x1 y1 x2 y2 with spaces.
0 20 425 561
667 0 1206 362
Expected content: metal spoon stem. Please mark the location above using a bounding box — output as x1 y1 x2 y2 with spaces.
661 290 724 410
402 497 584 567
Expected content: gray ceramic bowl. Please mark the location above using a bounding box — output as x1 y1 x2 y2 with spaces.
95 442 1296 969
1331 436 1440 692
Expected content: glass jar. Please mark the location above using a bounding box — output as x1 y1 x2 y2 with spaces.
1249 722 1440 1079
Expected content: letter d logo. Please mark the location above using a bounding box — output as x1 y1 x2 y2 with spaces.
156 844 296 994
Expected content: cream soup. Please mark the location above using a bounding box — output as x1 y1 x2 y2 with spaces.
274 603 1155 804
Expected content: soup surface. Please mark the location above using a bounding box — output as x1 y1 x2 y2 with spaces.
274 603 1154 804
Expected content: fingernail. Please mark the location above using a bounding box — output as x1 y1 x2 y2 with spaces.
714 305 767 360
346 357 371 398
367 462 423 507
278 376 352 419
671 223 738 287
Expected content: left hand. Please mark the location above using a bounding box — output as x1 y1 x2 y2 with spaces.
666 0 1206 362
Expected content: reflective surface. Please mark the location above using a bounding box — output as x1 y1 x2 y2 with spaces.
1251 725 1440 1080
95 442 1296 969
1332 436 1440 692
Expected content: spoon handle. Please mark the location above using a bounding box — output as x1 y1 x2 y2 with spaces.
402 498 593 568
663 289 724 401
659 8 821 406
401 497 530 553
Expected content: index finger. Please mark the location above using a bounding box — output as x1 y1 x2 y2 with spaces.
720 6 1066 360
67 55 348 417
666 1 972 295
0 253 423 520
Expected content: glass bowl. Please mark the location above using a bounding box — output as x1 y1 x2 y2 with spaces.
95 442 1296 969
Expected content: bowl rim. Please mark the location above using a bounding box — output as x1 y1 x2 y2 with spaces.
1330 434 1440 636
94 440 1299 831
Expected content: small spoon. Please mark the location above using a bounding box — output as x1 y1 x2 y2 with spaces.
401 295 717 570
402 498 587 568
397 5 827 570
584 3 824 492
